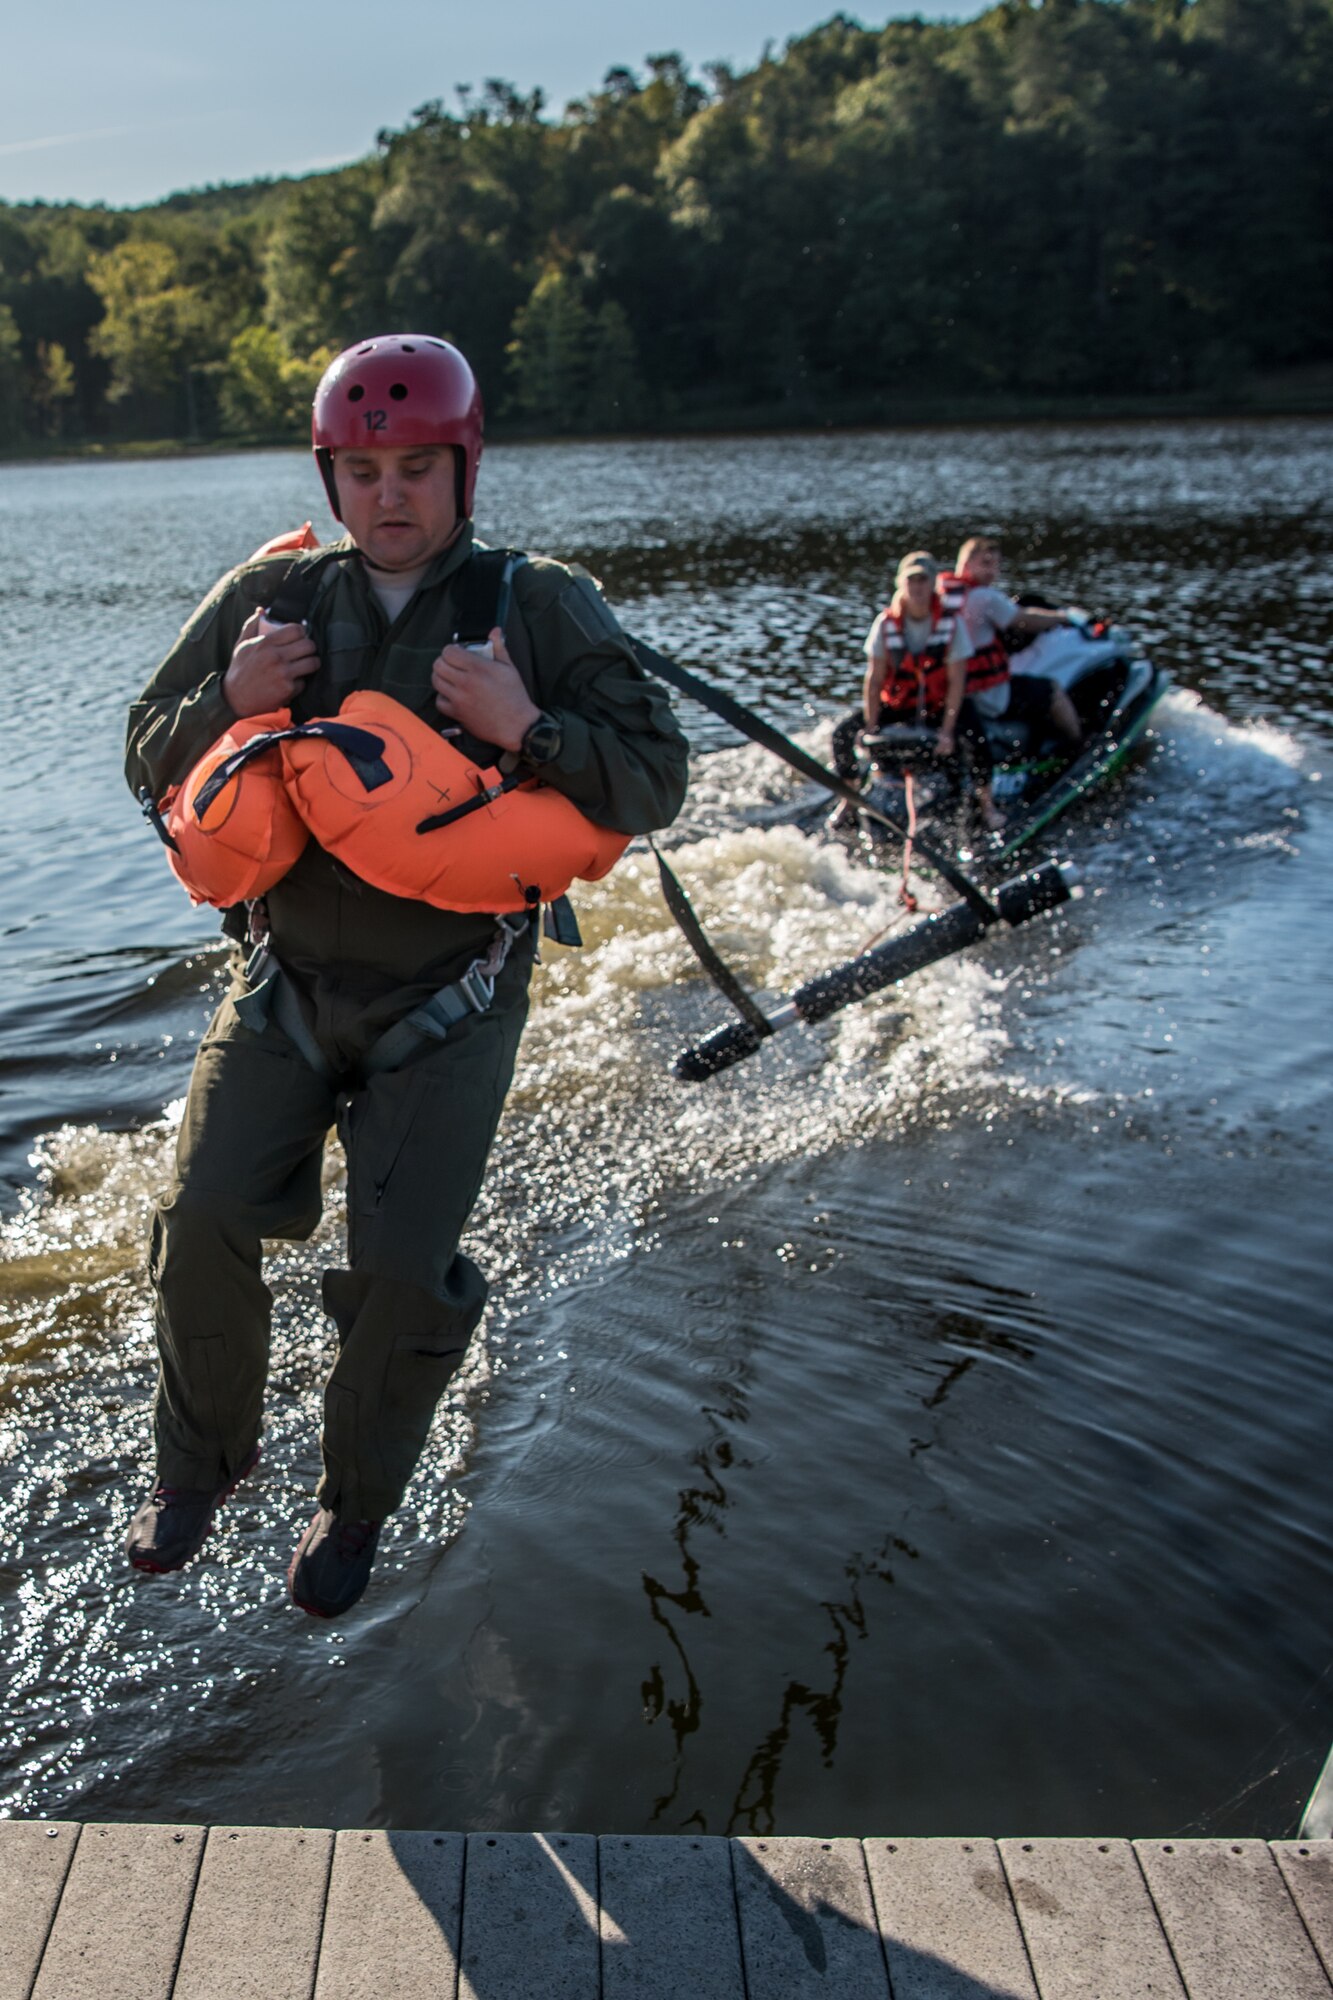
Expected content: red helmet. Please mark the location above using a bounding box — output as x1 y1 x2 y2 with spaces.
311 334 484 521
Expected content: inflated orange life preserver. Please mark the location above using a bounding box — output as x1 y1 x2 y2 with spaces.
248 521 321 560
152 519 630 912
161 708 309 907
280 690 630 914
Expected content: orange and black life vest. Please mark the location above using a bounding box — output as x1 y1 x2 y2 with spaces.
876 595 956 722
938 570 1009 698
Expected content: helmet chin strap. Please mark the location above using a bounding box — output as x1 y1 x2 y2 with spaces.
315 446 342 522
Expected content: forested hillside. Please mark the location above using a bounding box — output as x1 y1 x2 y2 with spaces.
2 0 1330 446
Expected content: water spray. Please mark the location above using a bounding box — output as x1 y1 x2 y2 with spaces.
675 858 1077 1081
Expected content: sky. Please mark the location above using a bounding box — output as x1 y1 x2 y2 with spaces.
0 0 986 209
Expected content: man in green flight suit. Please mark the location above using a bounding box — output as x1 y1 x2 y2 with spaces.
123 334 689 1617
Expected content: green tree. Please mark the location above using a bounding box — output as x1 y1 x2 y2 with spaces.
264 167 387 355
0 305 24 444
505 268 591 426
218 324 330 436
86 239 212 433
585 300 646 429
31 340 75 437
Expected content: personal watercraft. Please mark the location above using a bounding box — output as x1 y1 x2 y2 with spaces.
831 613 1168 873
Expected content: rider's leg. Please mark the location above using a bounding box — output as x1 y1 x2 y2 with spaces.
955 700 1004 831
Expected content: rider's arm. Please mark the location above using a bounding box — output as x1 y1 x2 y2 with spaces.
862 654 887 729
862 615 888 727
940 652 967 734
1008 604 1073 634
936 625 971 750
983 588 1073 636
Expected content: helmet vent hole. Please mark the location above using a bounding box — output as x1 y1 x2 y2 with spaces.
347 385 365 402
401 342 416 352
389 383 409 400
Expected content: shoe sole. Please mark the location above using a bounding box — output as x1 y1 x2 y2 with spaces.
127 1445 262 1575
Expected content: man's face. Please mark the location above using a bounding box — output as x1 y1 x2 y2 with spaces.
334 444 460 570
966 541 1001 587
902 571 934 617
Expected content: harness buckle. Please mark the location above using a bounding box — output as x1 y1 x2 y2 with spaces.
456 912 530 1015
456 960 498 1014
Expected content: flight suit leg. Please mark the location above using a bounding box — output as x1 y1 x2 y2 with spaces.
316 974 530 1523
150 991 336 1489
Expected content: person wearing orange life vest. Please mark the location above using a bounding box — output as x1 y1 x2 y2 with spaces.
831 549 1005 831
946 534 1083 750
122 334 688 1618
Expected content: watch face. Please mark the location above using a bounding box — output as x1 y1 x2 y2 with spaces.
524 713 563 763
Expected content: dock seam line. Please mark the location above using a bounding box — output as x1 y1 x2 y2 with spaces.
1267 1841 1333 1992
995 1837 1050 2000
725 1837 754 2000
1128 1840 1191 2000
165 1825 209 2000
856 1839 896 1998
454 1827 469 2000
22 1822 83 2000
593 1832 604 2000
303 1828 336 2000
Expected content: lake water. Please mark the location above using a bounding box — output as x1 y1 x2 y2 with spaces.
1 421 1330 1837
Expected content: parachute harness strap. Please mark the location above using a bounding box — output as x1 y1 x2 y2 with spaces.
236 913 531 1085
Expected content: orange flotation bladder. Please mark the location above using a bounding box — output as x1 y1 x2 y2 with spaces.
248 521 321 559
281 690 630 913
162 708 309 907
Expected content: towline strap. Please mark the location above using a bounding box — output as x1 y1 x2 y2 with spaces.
648 837 775 1039
628 637 1000 925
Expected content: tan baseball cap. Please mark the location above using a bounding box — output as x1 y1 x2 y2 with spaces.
894 550 937 588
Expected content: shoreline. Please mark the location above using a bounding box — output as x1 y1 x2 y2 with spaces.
5 384 1333 467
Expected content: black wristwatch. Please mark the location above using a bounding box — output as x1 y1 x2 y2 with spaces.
519 709 564 766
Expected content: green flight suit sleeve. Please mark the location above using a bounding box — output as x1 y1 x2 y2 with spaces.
125 560 282 802
515 563 689 835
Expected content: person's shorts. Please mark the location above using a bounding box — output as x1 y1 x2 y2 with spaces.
1004 675 1057 725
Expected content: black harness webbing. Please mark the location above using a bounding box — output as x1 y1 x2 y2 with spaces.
235 917 531 1085
191 720 393 820
648 838 774 1040
628 637 999 924
416 770 528 835
264 544 359 628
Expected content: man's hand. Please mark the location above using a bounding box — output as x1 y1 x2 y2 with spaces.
936 724 957 757
431 627 540 753
223 610 319 717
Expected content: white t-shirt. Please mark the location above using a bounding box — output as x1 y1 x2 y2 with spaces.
957 585 1019 718
365 562 428 624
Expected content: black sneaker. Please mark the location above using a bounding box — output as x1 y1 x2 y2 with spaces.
287 1509 382 1619
125 1445 261 1574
